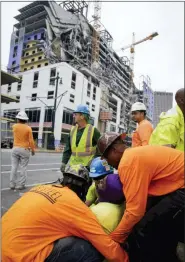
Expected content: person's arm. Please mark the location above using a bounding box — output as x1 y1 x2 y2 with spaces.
28 128 35 154
72 209 129 262
85 183 98 207
110 161 150 243
92 128 101 157
138 123 153 146
62 134 72 165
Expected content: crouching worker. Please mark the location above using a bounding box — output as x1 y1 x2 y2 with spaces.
86 157 124 207
87 157 125 236
2 165 128 262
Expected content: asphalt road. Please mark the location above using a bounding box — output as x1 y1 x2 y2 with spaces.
1 149 62 216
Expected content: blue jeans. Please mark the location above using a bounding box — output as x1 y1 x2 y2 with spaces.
45 237 104 262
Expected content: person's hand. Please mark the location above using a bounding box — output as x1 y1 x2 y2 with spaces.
60 163 66 173
31 151 35 156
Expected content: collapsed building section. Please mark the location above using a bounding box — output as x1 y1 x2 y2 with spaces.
8 0 137 132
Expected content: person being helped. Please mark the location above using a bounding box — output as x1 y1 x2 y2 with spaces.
61 105 101 172
10 111 35 190
149 88 184 151
131 102 153 147
86 157 124 207
2 164 128 262
87 157 125 236
97 132 184 262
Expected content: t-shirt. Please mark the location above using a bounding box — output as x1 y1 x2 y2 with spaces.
86 174 124 204
12 123 35 150
132 119 153 147
110 145 184 243
2 185 128 262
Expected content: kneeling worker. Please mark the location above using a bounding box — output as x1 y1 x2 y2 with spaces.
2 164 127 262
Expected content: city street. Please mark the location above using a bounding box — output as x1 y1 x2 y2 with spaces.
1 149 62 216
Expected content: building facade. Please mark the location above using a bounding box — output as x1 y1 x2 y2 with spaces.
1 62 126 149
153 91 173 127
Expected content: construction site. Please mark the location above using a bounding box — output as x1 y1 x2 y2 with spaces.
6 0 160 134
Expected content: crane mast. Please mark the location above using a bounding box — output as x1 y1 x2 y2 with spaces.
92 0 102 67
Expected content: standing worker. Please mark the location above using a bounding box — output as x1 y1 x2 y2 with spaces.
97 132 184 262
149 88 184 151
131 102 153 147
10 111 35 190
60 104 101 172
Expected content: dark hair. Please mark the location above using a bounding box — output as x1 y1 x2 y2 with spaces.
18 119 27 124
138 110 146 116
60 174 88 201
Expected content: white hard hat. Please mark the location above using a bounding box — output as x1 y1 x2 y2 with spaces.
131 102 146 112
16 111 29 120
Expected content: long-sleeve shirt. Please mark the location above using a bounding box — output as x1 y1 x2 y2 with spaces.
62 126 101 164
12 123 35 151
110 145 184 243
2 185 128 262
132 119 153 147
149 105 184 151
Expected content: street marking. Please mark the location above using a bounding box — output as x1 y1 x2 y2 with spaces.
2 163 60 167
1 181 57 191
1 168 60 174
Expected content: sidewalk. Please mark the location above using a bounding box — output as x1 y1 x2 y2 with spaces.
1 148 62 153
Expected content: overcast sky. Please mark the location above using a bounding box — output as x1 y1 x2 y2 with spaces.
2 1 184 98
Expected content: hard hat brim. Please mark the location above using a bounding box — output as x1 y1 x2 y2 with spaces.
89 171 112 178
74 111 90 115
15 116 29 120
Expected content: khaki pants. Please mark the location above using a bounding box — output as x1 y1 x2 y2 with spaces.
10 147 30 187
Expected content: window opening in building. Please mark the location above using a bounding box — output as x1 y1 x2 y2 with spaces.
15 38 18 44
69 94 75 103
32 50 36 54
27 37 31 40
45 63 48 66
71 72 76 89
25 108 41 122
92 104 95 112
27 45 30 48
33 72 39 88
31 58 35 62
7 84 11 93
41 32 45 39
24 68 27 71
25 60 28 64
12 61 16 66
25 52 29 56
87 83 91 97
30 66 34 69
37 64 41 68
17 76 22 91
31 93 37 101
34 35 37 40
4 109 20 120
38 56 42 60
16 96 20 103
86 102 90 106
93 86 96 100
49 68 56 85
47 91 54 99
44 107 54 122
62 110 73 125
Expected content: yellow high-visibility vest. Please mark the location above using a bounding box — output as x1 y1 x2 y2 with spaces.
69 124 96 167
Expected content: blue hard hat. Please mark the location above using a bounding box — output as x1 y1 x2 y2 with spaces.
74 105 90 115
89 157 113 178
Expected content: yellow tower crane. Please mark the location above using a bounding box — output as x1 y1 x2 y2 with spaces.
91 0 102 68
121 32 158 132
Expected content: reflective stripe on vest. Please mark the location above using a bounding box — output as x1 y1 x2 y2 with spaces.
69 124 96 166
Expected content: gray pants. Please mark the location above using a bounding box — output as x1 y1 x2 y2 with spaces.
10 147 30 187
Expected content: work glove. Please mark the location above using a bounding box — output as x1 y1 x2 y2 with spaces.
60 163 66 173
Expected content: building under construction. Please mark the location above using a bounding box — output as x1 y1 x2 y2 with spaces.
8 0 138 132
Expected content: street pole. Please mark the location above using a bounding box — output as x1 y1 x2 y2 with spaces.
48 71 60 150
